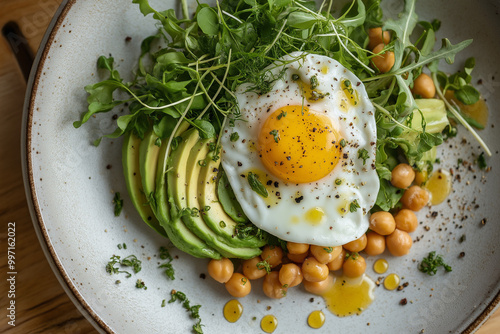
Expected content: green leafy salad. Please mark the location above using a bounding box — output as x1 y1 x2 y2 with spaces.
75 0 489 262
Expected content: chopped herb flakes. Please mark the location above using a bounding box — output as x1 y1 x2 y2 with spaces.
113 192 123 217
269 129 280 143
159 246 175 280
106 254 142 278
256 260 272 273
357 149 369 165
135 279 147 290
419 251 452 276
169 290 204 334
349 199 361 213
230 132 239 142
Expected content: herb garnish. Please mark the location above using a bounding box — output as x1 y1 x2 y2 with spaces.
256 260 272 273
269 129 280 143
106 254 142 278
247 172 268 198
476 152 487 170
277 111 287 120
323 247 334 253
159 246 175 280
113 192 123 217
169 290 204 334
357 149 369 165
230 132 239 142
135 279 147 290
418 251 452 276
310 75 319 90
349 200 361 213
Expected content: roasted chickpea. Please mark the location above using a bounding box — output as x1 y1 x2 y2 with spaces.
263 271 288 299
279 263 303 288
310 245 342 264
368 27 391 50
369 211 396 236
386 229 413 256
391 163 415 189
261 245 283 268
287 251 309 263
207 258 234 283
401 185 429 211
364 231 386 256
372 43 395 73
287 242 309 255
303 275 334 295
343 253 366 278
225 273 251 298
394 209 418 233
414 170 428 186
302 257 329 282
343 234 367 253
242 256 267 280
412 73 436 98
326 248 346 271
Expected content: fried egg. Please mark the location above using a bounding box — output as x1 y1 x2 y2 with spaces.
220 52 379 246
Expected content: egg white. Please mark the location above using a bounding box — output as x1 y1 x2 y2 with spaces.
220 52 379 246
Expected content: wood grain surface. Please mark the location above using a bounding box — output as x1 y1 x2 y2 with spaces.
0 1 498 333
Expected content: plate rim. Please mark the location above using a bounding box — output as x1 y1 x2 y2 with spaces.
20 0 500 333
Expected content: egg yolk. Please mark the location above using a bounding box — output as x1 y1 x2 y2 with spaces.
258 105 341 183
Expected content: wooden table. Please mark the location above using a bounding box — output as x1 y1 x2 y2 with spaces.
0 1 499 333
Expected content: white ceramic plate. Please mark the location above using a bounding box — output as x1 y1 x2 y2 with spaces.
23 0 500 333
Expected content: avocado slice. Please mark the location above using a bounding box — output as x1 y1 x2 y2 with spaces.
198 150 267 248
155 126 220 259
122 132 166 237
139 129 160 209
177 135 261 259
217 170 249 224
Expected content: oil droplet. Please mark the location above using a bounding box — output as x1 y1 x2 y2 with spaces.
223 299 243 323
384 273 400 290
261 315 278 333
305 207 325 225
341 79 359 106
337 199 349 216
373 258 389 274
307 310 325 329
321 66 329 74
321 274 375 317
424 169 452 205
291 216 300 224
445 91 489 128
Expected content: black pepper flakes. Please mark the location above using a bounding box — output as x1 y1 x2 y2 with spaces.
400 298 408 306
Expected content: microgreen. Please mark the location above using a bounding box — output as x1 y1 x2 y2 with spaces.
418 251 452 276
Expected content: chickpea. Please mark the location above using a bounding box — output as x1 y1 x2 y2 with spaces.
326 248 346 271
279 263 303 288
414 170 428 186
261 245 283 268
369 211 396 236
368 27 391 50
386 229 413 256
364 231 386 256
310 245 342 264
343 253 366 278
343 234 367 253
302 257 329 282
303 275 334 295
225 273 251 298
287 250 309 264
394 209 418 233
401 185 429 211
372 43 395 73
412 73 436 98
263 271 288 299
242 256 267 280
391 163 415 189
207 258 234 283
287 242 309 255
